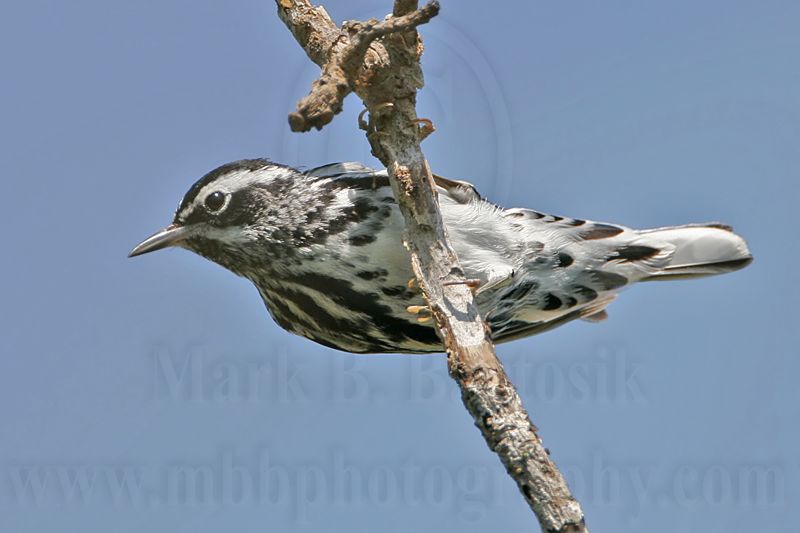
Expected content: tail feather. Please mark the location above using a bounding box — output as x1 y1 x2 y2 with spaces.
637 223 753 281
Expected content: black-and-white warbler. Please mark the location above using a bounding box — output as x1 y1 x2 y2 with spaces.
130 159 752 353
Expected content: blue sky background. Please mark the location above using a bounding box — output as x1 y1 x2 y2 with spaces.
1 1 798 532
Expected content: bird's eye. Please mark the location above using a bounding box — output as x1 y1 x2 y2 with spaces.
204 191 226 212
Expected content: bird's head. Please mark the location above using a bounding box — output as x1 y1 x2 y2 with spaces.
129 159 316 275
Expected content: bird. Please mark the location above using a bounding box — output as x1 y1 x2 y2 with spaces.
129 159 753 354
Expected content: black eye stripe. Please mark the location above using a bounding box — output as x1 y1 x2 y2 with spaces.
204 191 226 211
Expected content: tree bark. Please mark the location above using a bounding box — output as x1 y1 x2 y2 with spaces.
274 1 588 530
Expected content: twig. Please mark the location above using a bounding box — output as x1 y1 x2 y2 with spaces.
274 1 589 530
277 0 438 132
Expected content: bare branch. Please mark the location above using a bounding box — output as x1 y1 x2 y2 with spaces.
275 1 589 530
341 1 439 72
275 0 338 66
393 0 419 17
280 0 438 132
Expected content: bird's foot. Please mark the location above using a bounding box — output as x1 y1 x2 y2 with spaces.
408 276 481 296
406 304 432 323
442 278 482 295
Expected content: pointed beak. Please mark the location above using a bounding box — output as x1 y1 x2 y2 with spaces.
128 224 190 258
